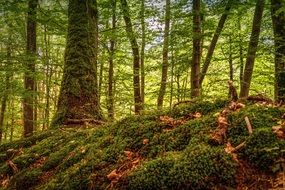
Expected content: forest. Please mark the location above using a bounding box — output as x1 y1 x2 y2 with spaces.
0 0 284 189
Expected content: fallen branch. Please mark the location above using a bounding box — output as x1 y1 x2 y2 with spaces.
244 116 253 134
232 141 246 153
65 118 105 125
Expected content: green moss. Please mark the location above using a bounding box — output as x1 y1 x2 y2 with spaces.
241 129 282 170
8 168 42 190
127 144 236 190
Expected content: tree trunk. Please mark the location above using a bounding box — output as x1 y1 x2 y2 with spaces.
120 0 142 114
51 0 103 126
238 12 244 92
140 0 146 108
108 0 116 120
199 0 232 86
157 0 171 109
240 0 265 98
191 0 202 98
23 0 38 137
271 0 285 103
228 36 234 98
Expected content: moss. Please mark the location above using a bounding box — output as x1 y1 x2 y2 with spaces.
8 168 42 190
127 144 236 190
241 129 282 170
228 106 283 146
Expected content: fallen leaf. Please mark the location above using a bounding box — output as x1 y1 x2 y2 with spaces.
142 139 149 145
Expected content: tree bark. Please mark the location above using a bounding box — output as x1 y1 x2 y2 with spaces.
51 0 103 126
140 0 146 108
157 0 171 109
240 0 265 98
23 0 38 137
120 0 142 114
191 0 202 98
271 0 285 103
199 0 232 86
108 0 116 120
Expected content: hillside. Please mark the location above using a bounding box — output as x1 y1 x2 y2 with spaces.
0 100 284 190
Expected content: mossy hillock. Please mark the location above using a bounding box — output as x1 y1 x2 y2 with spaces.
0 100 284 189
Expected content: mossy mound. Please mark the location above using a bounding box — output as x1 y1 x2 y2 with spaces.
0 100 284 189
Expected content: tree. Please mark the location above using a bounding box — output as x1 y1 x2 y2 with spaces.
157 0 171 109
140 0 146 108
108 0 116 120
51 0 103 126
191 0 202 98
271 0 285 102
240 0 265 98
199 0 232 86
23 0 38 137
120 0 142 114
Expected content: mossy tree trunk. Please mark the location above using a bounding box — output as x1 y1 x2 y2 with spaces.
23 0 38 137
120 0 142 114
240 0 265 98
52 0 103 126
271 0 285 103
157 0 171 110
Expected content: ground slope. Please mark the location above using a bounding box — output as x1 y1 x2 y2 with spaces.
0 100 284 190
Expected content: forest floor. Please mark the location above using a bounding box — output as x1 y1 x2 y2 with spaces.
0 99 284 190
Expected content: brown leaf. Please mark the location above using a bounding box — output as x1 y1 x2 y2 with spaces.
124 151 134 159
142 139 149 145
107 169 120 181
193 112 202 118
218 116 228 126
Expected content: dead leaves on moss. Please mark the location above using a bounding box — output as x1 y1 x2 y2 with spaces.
159 112 202 130
107 150 142 189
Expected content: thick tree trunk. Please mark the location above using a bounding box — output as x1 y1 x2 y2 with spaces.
199 0 232 86
108 0 116 120
23 0 38 137
140 0 146 108
51 0 103 126
120 0 142 114
271 0 285 103
240 0 265 98
191 0 202 98
157 0 171 109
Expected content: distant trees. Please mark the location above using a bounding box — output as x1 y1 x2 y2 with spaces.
52 0 103 126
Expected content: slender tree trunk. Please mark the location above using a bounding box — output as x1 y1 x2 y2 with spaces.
120 0 142 114
0 32 12 142
170 46 174 108
199 0 232 86
157 0 171 109
51 0 103 126
23 0 38 137
191 0 202 98
240 0 265 98
140 0 146 108
271 0 285 102
108 0 116 120
43 24 52 130
228 36 234 97
238 13 244 92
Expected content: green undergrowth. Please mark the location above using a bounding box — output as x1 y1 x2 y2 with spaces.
0 100 284 189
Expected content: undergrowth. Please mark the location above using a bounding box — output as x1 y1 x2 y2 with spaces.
0 99 284 190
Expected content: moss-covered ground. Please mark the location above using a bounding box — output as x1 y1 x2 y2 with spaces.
0 99 284 189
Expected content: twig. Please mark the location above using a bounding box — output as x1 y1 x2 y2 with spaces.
232 141 246 152
244 116 253 134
